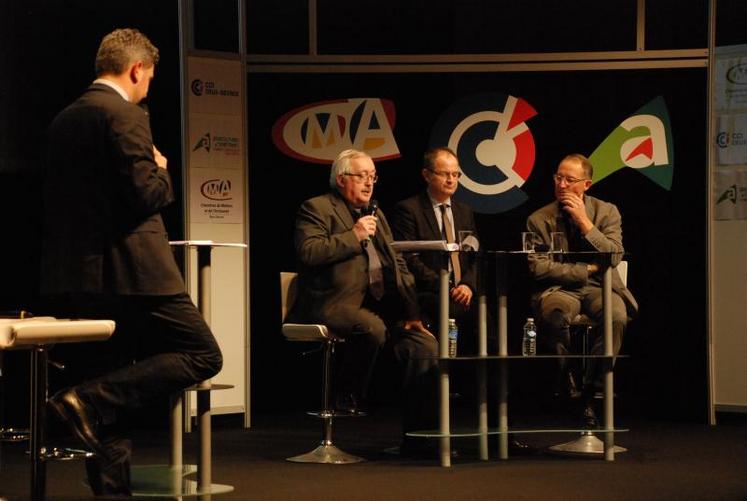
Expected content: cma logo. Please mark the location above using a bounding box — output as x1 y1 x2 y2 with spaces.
727 63 747 85
201 179 232 201
272 98 400 163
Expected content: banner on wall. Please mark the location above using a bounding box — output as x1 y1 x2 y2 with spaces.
714 45 747 219
188 57 244 224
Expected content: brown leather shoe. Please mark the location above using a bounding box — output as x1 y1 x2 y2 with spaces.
48 388 110 461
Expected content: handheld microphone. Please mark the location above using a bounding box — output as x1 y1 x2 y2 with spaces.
362 200 378 217
360 200 378 247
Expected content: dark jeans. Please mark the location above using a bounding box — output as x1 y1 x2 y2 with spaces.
42 292 222 493
44 292 222 426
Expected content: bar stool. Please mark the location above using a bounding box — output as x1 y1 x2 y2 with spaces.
0 316 115 500
279 272 364 464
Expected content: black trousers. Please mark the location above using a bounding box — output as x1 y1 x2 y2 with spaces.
44 292 223 427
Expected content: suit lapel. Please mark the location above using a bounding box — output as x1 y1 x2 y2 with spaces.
330 192 355 230
419 192 441 238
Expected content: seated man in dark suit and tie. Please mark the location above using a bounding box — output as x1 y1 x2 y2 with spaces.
392 146 534 454
291 148 438 454
390 146 479 351
526 153 637 427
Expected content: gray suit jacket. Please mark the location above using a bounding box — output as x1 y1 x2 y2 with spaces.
526 195 638 316
292 191 420 323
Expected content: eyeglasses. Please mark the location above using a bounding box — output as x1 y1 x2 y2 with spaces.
343 172 378 184
428 170 462 180
553 174 588 185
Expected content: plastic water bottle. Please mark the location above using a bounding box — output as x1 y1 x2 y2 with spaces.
522 318 537 356
448 318 459 358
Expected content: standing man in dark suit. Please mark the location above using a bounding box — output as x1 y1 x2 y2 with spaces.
526 153 637 427
41 29 222 496
391 147 479 349
292 149 438 451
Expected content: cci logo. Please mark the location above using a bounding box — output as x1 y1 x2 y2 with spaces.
272 98 400 163
191 79 204 96
201 179 232 201
588 96 674 190
717 132 730 148
430 93 538 214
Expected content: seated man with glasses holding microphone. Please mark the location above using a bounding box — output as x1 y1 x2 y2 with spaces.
526 153 637 427
291 148 438 456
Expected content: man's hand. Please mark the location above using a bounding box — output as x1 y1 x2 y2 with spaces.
558 192 593 234
403 319 435 339
353 215 377 242
450 284 472 307
587 263 599 275
153 145 167 169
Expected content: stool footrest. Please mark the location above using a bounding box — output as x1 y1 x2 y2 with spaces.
306 410 367 418
0 427 29 442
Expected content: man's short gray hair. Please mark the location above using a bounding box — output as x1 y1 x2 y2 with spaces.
95 28 159 77
329 149 371 189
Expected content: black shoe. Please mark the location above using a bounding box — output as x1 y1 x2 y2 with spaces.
508 438 537 456
48 388 110 461
334 393 366 416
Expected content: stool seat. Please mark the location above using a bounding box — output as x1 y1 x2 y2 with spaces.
0 318 115 349
0 317 115 500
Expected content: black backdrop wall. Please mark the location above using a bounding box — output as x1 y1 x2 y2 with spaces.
1 0 729 427
247 69 708 421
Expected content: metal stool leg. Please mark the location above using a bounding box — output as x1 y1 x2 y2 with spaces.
287 340 364 464
30 347 47 501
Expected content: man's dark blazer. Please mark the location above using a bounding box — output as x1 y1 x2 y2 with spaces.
390 192 478 294
41 83 184 296
292 191 420 324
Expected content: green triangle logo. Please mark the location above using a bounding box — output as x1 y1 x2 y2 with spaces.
588 96 674 190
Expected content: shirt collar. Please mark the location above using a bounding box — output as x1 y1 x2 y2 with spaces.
93 78 130 102
427 191 451 209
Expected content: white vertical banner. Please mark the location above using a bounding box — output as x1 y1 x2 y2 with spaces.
715 45 747 220
185 56 248 416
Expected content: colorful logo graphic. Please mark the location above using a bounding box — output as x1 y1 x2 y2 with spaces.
272 98 400 163
192 132 240 156
200 179 233 201
726 63 747 85
190 79 239 97
430 93 538 214
194 133 211 152
588 96 674 190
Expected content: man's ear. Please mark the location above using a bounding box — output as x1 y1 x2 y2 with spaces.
129 61 144 84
